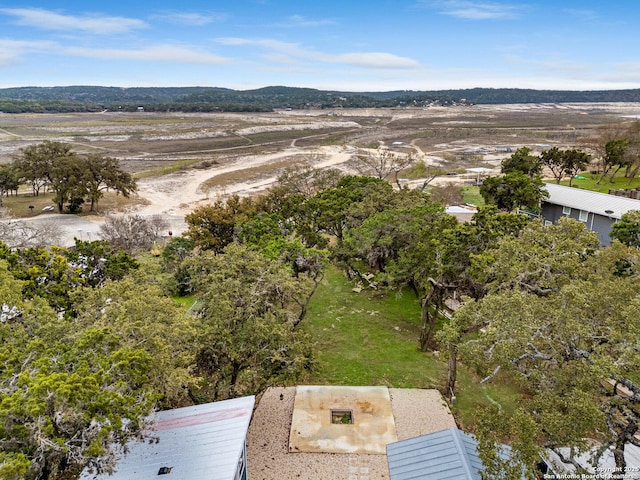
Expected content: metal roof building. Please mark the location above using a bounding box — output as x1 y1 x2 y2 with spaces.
541 183 640 245
80 395 255 480
543 183 640 220
386 428 484 480
386 427 515 480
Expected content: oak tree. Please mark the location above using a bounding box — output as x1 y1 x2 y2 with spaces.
501 147 542 178
185 195 255 252
190 244 313 400
480 172 548 212
610 210 640 248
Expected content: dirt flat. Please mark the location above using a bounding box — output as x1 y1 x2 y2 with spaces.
4 104 640 244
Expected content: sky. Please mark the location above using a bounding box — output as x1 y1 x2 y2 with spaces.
0 1 639 92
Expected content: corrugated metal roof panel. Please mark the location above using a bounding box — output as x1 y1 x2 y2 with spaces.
543 183 640 220
386 428 484 480
80 395 255 480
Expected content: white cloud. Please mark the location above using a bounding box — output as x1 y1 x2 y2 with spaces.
64 45 230 64
151 12 227 26
0 38 56 65
215 37 420 69
263 53 298 65
216 37 268 46
334 53 420 69
424 1 524 20
278 15 337 27
1 8 147 34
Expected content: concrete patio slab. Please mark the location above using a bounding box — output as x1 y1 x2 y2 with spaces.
288 385 398 455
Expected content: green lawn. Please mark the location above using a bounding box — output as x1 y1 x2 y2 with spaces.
559 172 640 193
302 267 442 388
301 265 520 429
461 186 485 205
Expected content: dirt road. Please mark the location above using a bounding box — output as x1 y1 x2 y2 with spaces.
133 145 355 216
8 144 354 246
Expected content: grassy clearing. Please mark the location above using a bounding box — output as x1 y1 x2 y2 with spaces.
172 295 197 308
301 265 519 429
302 267 442 388
461 186 484 205
559 172 640 193
2 190 147 218
1 191 56 217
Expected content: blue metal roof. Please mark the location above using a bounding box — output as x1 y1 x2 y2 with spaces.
80 395 255 480
386 428 487 480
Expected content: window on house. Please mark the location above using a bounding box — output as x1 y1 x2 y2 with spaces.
562 206 571 215
579 210 588 222
544 220 552 226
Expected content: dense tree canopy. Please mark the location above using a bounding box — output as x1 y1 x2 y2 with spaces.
189 244 313 400
0 239 138 312
443 220 640 476
4 159 640 480
13 141 72 197
500 147 542 177
185 195 255 252
0 262 158 480
71 276 197 407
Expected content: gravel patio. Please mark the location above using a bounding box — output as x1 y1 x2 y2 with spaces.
246 386 457 480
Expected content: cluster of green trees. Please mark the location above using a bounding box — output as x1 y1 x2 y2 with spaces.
0 240 151 479
479 146 594 212
594 122 640 186
441 220 640 477
182 164 640 476
0 85 453 113
612 210 640 248
0 230 316 478
2 141 136 212
479 124 640 215
1 165 348 478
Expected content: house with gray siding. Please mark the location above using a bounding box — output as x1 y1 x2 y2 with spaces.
541 183 640 246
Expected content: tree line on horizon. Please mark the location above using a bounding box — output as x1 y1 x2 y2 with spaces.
2 85 640 113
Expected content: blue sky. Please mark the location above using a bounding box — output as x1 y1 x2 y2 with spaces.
0 1 638 91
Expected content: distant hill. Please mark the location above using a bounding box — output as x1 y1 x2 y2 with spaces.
0 85 639 113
